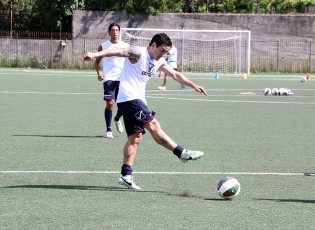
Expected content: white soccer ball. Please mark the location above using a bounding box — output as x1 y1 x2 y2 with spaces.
217 176 241 200
271 88 279 95
278 88 287 96
263 88 271 96
300 77 306 82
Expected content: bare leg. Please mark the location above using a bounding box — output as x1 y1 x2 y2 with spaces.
106 98 115 110
123 132 142 166
144 118 177 151
162 75 169 87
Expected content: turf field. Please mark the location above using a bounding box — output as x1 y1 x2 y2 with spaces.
0 68 314 230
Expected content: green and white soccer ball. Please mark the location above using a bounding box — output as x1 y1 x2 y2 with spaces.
217 176 241 200
278 88 286 96
300 77 306 82
263 88 271 95
271 88 279 95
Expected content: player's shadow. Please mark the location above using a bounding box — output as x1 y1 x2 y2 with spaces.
12 134 103 138
1 185 217 199
204 198 231 201
256 198 315 204
1 184 144 192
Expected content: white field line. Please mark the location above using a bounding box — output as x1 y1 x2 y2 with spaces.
0 71 309 80
146 96 315 105
1 91 314 105
0 91 100 95
0 171 312 176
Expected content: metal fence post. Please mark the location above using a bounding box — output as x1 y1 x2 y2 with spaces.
277 40 280 72
309 40 312 73
16 33 19 67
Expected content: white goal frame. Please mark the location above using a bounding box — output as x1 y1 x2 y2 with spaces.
121 28 251 75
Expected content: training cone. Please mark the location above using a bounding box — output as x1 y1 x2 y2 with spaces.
214 72 220 79
243 73 247 80
306 74 311 80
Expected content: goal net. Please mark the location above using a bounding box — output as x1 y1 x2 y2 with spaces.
121 28 251 75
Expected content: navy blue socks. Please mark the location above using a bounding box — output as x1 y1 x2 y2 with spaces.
121 164 133 176
105 109 112 132
114 109 123 122
173 145 184 158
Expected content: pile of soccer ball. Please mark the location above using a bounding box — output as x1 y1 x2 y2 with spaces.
217 176 241 200
263 88 294 96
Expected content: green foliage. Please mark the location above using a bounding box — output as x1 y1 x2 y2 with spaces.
1 0 314 33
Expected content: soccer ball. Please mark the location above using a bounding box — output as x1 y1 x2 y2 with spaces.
217 176 241 200
263 88 271 96
278 88 287 96
300 77 306 82
271 88 279 95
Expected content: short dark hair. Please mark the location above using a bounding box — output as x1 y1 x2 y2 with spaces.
108 23 121 32
149 33 172 47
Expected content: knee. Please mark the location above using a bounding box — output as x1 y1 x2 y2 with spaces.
146 119 161 133
106 99 115 109
129 133 142 145
134 133 142 145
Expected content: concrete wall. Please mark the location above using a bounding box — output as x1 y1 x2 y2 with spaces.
73 10 315 40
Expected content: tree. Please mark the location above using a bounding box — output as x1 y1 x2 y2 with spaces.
1 0 314 34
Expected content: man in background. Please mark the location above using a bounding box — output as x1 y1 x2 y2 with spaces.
95 23 129 138
158 46 185 90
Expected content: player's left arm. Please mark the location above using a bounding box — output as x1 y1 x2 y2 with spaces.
160 63 208 96
83 46 141 63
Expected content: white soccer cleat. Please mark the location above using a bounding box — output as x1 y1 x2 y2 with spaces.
118 175 141 190
180 149 204 162
104 131 113 138
115 119 124 133
158 86 166 90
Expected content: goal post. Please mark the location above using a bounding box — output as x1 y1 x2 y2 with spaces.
121 28 251 76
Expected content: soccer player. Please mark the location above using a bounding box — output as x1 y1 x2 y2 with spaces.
84 33 207 190
157 46 185 90
95 22 129 138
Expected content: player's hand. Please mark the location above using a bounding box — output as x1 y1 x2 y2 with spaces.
194 85 207 96
83 52 96 61
97 74 103 81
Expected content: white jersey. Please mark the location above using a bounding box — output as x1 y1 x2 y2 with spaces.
167 46 177 69
117 47 165 104
101 40 129 82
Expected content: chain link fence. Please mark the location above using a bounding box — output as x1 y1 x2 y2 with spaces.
1 36 315 73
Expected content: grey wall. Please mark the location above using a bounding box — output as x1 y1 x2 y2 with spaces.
73 10 315 40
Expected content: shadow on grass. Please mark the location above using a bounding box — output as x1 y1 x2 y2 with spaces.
1 184 222 200
256 198 315 204
204 198 227 201
12 134 103 138
304 172 315 176
0 184 150 192
1 184 128 191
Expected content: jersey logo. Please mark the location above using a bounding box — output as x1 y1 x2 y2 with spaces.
135 110 146 121
142 60 155 78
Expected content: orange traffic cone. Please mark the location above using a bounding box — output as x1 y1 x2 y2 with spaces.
306 74 311 80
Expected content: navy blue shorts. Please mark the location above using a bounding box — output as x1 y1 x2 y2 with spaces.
103 80 120 101
117 99 156 136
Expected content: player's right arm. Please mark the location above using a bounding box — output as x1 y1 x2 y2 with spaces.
94 45 103 81
84 46 141 63
160 62 207 96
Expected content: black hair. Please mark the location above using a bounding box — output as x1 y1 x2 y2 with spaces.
108 23 121 32
149 33 172 47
